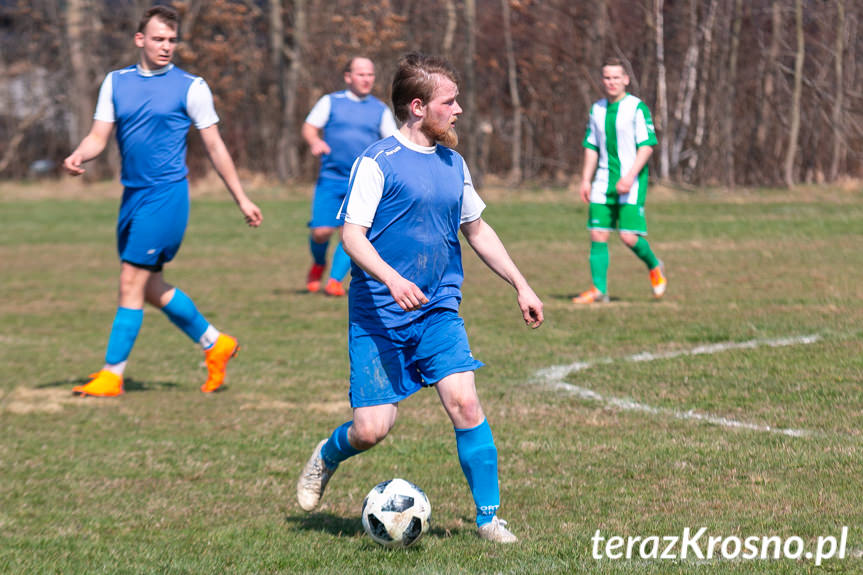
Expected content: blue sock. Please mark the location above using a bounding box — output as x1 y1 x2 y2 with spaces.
329 242 351 282
320 421 362 469
455 419 500 527
309 235 328 266
160 289 210 344
104 307 144 364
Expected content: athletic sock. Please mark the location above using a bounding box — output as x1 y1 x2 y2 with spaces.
589 241 609 294
160 289 211 347
199 325 220 350
104 307 144 365
629 236 660 270
329 242 351 282
309 235 329 266
455 419 500 527
320 421 362 470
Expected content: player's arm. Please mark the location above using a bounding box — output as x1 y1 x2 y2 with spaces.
579 147 599 203
198 125 262 227
63 120 113 176
302 122 331 157
342 223 428 311
615 144 653 195
460 217 544 328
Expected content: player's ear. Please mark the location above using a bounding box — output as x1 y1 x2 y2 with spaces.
134 32 145 48
410 98 425 118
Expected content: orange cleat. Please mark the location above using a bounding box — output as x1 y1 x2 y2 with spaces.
323 278 346 297
649 262 667 298
202 334 239 393
73 370 124 397
307 264 325 293
572 287 610 304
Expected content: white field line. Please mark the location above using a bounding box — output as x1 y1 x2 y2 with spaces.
532 335 822 438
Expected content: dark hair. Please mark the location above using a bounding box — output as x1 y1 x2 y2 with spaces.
391 52 459 123
343 57 372 75
137 5 179 34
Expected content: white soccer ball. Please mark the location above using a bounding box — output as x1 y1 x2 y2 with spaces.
361 478 431 548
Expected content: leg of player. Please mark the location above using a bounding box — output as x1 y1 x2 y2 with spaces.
324 240 349 297
436 371 518 543
297 404 397 512
620 231 666 298
574 229 611 304
307 227 334 293
74 263 151 397
145 273 238 393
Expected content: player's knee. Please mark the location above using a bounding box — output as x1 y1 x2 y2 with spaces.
620 232 638 247
447 395 484 428
350 420 391 449
311 227 334 243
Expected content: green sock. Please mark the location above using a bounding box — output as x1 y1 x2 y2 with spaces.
589 242 609 294
629 236 660 270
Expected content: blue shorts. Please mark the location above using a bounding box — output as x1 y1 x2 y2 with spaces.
309 176 348 229
117 180 189 271
348 309 485 408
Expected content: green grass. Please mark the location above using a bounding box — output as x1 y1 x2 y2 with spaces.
1 183 862 574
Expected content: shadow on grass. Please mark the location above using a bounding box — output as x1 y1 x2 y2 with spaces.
37 377 181 392
550 292 621 303
285 512 464 543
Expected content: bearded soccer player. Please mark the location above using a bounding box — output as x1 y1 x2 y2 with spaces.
296 52 544 543
573 57 667 304
62 5 262 396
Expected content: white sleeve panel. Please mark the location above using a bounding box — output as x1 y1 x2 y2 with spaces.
379 107 399 138
304 95 332 128
460 159 486 223
585 111 598 148
342 156 384 228
186 77 220 129
93 73 116 122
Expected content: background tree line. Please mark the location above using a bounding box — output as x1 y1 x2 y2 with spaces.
1 0 860 188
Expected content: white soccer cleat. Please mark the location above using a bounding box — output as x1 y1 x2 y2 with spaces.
477 516 518 543
297 439 336 511
649 261 667 298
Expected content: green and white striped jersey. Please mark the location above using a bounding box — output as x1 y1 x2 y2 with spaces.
583 93 657 205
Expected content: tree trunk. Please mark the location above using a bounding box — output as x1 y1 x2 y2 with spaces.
722 0 742 188
270 0 288 180
501 0 521 184
671 0 700 172
654 0 669 180
687 0 717 181
463 0 480 185
784 0 804 188
274 0 303 180
829 0 845 181
442 0 456 57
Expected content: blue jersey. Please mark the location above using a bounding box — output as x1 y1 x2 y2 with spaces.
341 132 486 328
95 64 218 189
316 91 392 180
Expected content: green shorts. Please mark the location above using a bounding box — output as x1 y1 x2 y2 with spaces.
587 203 648 235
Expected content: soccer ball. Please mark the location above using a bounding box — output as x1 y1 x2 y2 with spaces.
361 478 431 548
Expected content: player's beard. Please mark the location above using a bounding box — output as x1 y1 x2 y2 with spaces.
422 122 459 148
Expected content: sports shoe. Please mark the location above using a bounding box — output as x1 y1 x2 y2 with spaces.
307 263 325 293
323 278 346 297
572 287 610 304
297 439 336 511
477 516 518 543
649 261 667 298
202 334 239 393
73 370 124 397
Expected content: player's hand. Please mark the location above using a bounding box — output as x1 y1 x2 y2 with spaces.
579 180 592 204
517 285 544 328
63 152 86 176
615 175 634 195
310 140 331 157
387 275 428 312
238 199 263 227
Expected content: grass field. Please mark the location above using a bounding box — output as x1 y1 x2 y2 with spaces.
1 180 862 574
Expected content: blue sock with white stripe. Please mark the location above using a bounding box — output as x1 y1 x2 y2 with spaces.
455 419 500 527
160 289 210 346
320 421 362 469
329 242 351 282
104 307 144 365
